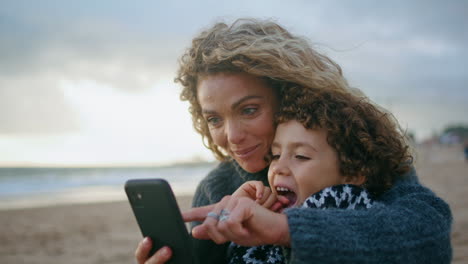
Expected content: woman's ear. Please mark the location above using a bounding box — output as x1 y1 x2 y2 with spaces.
343 174 366 186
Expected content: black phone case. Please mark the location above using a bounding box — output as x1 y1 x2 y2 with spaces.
125 179 194 264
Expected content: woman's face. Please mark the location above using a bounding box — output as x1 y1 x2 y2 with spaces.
197 73 277 173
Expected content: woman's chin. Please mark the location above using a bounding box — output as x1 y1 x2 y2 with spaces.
236 157 267 173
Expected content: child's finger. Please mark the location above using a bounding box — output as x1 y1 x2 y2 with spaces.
255 187 269 204
270 201 284 212
250 181 265 200
255 187 270 205
277 195 290 206
261 190 278 208
233 181 264 200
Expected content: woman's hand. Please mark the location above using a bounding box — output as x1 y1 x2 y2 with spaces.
135 237 172 264
183 195 291 247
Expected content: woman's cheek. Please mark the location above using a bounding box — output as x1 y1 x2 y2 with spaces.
210 128 227 150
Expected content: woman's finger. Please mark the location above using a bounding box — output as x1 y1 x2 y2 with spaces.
135 238 173 264
203 196 231 244
135 237 152 264
182 203 216 222
216 196 243 240
147 246 172 264
221 197 253 243
191 224 210 240
222 198 290 246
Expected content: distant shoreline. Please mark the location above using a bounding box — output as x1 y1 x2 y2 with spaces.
0 184 197 211
0 160 218 169
0 163 216 210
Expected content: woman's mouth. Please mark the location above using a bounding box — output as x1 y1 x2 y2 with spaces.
275 186 297 209
232 145 259 158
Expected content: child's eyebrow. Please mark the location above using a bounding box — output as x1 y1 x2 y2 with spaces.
289 141 318 153
271 141 318 153
271 141 280 148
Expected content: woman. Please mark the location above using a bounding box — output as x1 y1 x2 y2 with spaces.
135 18 452 264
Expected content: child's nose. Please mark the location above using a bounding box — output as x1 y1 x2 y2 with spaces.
271 158 291 176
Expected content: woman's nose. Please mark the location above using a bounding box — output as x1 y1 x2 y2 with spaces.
225 120 245 145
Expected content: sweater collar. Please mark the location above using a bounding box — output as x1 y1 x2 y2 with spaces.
231 158 269 184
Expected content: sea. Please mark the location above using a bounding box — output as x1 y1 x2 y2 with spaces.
0 162 217 210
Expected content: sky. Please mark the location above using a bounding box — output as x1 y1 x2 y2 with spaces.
1 0 467 166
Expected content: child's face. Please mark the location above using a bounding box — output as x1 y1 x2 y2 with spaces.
268 120 349 208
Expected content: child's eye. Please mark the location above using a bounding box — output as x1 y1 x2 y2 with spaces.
271 154 280 160
295 155 310 160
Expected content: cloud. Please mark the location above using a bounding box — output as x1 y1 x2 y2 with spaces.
0 10 182 88
0 76 79 134
0 5 185 134
0 0 467 139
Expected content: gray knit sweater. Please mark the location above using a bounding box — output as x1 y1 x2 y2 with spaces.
190 160 452 264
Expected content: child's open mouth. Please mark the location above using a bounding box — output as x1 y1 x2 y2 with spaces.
275 186 297 209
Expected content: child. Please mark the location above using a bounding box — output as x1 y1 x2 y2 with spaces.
227 87 413 264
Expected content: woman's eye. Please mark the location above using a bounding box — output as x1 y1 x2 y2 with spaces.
206 116 221 126
295 155 310 160
242 107 257 115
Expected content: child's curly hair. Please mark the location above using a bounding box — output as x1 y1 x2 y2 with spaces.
276 86 413 196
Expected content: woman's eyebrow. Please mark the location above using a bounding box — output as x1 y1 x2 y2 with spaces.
201 95 263 115
201 109 216 115
232 95 263 110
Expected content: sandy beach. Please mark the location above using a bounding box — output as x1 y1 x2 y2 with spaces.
0 195 193 264
0 145 467 263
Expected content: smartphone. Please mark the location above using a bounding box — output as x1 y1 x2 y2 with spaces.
125 178 194 264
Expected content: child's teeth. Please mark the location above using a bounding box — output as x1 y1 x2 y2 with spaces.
276 186 291 192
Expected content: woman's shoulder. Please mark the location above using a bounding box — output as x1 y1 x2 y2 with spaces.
205 160 238 178
381 167 427 199
202 159 267 185
379 168 450 213
193 160 243 205
199 161 242 187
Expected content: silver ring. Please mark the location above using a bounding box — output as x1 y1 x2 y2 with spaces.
219 209 230 222
207 211 220 220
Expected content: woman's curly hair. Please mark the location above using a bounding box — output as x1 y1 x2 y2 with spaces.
276 86 413 196
176 18 352 160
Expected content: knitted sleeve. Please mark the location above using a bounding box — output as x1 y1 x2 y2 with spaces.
190 161 245 264
285 169 452 264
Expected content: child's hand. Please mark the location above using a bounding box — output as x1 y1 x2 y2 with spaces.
233 181 268 200
233 181 283 211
